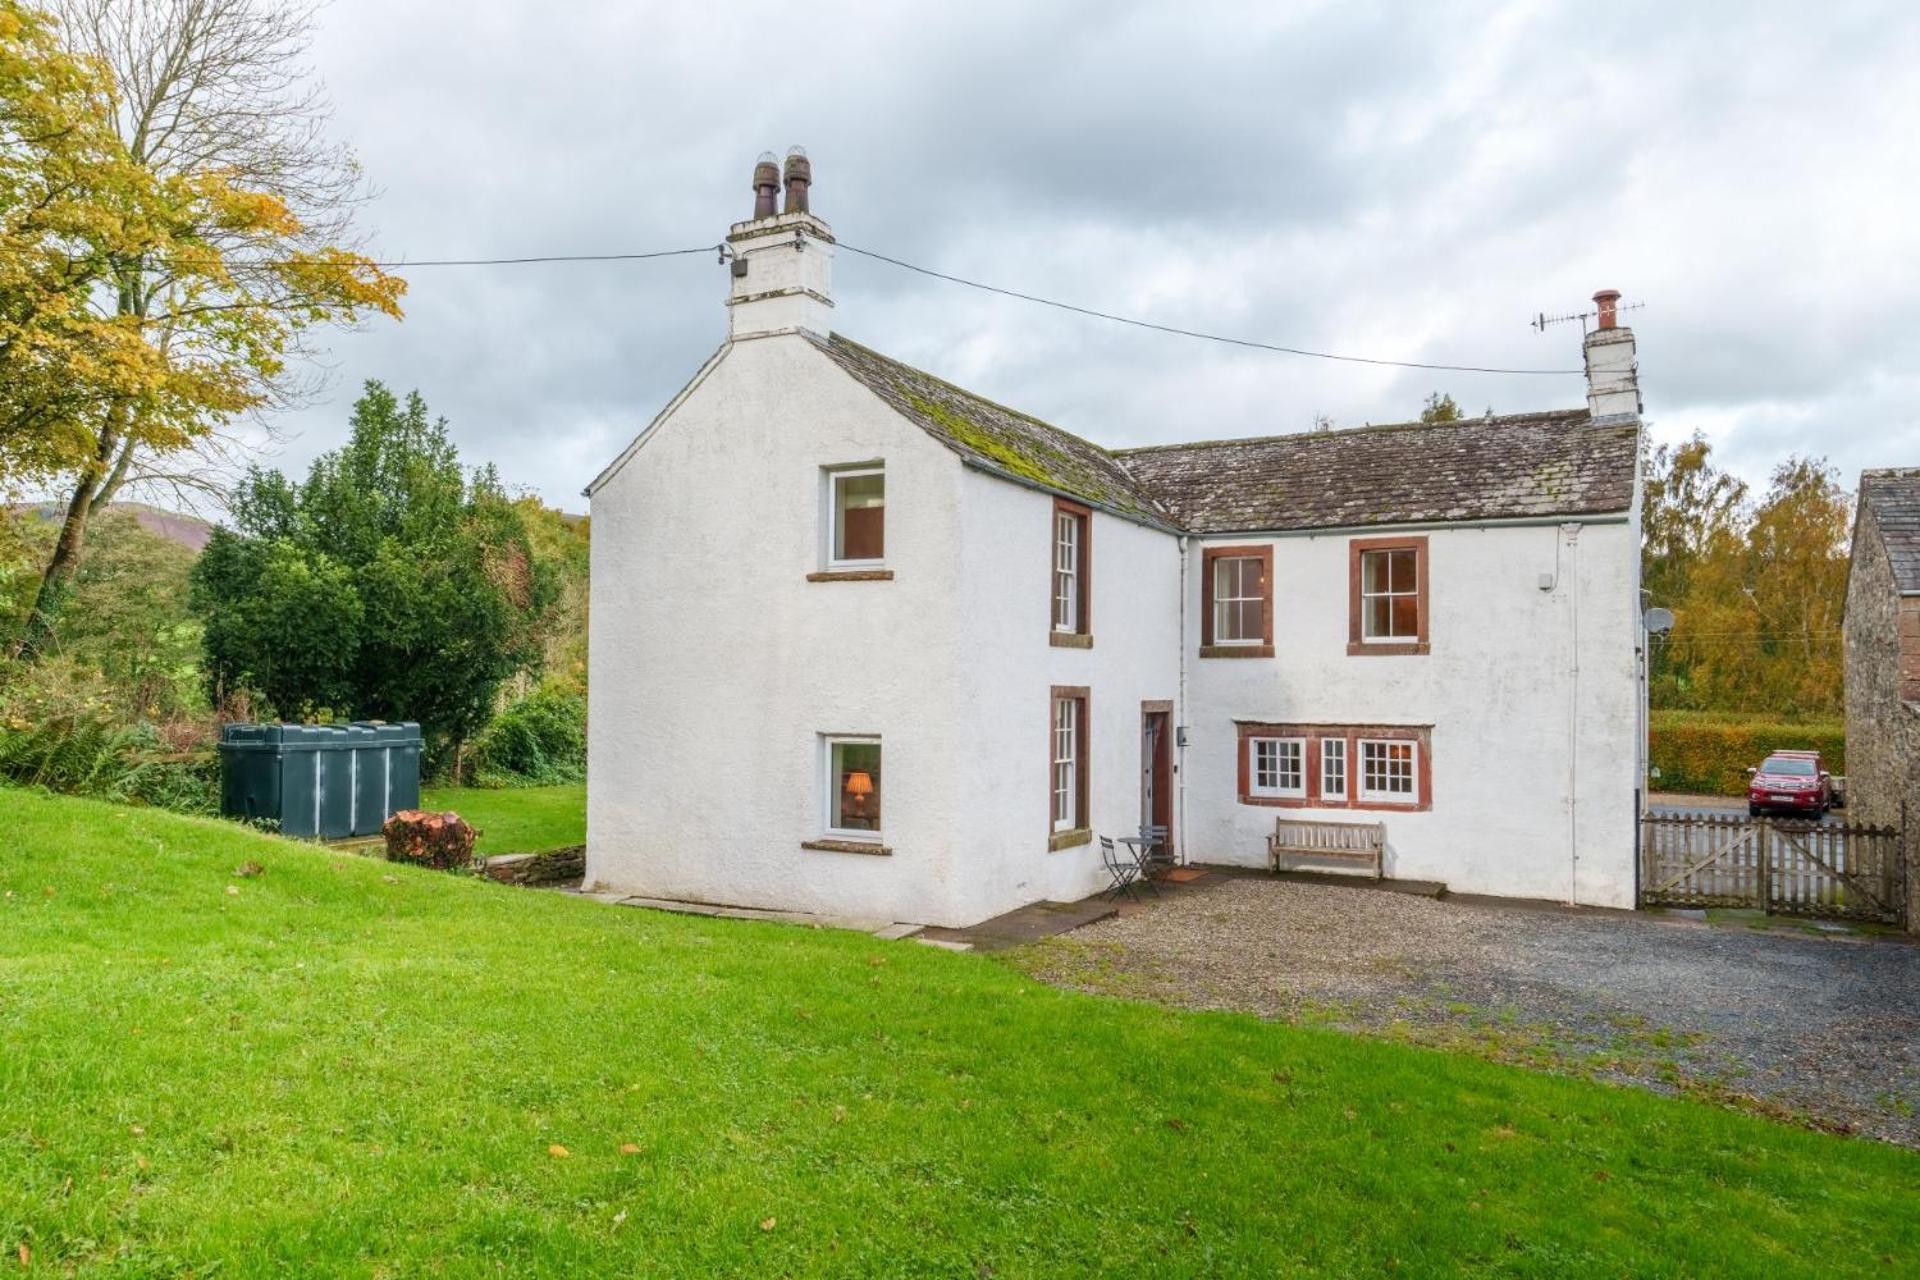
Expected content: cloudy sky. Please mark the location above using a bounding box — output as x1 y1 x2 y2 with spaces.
271 0 1920 512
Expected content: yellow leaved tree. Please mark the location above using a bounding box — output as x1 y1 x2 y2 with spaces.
1 0 404 659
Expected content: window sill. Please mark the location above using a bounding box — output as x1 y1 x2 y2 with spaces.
1200 644 1273 659
1347 641 1428 656
801 838 892 856
1238 794 1426 812
1047 827 1091 852
807 569 895 583
1049 631 1093 649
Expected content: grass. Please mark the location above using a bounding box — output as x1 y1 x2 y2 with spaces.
420 782 583 853
3 788 1917 1277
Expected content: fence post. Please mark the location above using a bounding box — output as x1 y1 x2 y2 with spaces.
1757 818 1770 915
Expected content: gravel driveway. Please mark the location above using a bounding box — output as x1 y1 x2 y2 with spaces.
1013 875 1920 1146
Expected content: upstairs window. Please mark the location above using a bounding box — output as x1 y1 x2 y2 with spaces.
829 467 885 567
1348 536 1428 654
1051 498 1091 640
1200 545 1274 656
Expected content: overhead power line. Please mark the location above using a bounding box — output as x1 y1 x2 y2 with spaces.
836 242 1586 377
353 246 717 268
280 237 1586 377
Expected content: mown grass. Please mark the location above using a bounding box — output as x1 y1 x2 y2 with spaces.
2 787 1916 1277
419 782 584 853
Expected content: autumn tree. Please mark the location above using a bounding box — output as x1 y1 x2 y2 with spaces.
5 0 403 659
191 382 556 766
1419 392 1462 423
1642 436 1849 717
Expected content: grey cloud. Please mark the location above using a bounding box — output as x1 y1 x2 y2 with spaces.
250 0 1920 512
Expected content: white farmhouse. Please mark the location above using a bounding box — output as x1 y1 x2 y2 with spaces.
586 151 1646 928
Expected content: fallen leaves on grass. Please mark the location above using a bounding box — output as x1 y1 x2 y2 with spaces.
224 885 240 896
759 1217 777 1232
234 861 265 878
619 1143 641 1156
548 1144 570 1158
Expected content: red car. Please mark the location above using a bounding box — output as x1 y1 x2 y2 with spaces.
1746 750 1834 817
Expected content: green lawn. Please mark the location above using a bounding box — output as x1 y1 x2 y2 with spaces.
3 788 1916 1277
420 783 583 854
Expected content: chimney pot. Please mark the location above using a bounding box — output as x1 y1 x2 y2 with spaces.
752 151 780 220
1592 288 1621 331
782 145 811 215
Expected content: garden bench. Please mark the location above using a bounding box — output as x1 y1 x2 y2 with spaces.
1268 817 1385 878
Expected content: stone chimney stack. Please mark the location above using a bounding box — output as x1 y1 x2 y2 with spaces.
1582 288 1641 420
725 145 834 340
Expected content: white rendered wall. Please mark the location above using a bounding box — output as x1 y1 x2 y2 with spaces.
587 332 975 925
948 469 1186 924
1181 518 1642 908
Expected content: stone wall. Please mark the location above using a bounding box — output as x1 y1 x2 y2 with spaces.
1844 503 1920 928
483 846 586 887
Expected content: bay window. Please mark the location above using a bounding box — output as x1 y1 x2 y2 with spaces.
1236 723 1429 810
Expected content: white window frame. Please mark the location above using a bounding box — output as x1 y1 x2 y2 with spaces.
822 734 883 841
1213 555 1265 646
1248 736 1306 799
824 465 886 570
1359 547 1419 643
1320 737 1348 802
1051 696 1080 832
1052 509 1081 632
1357 738 1418 803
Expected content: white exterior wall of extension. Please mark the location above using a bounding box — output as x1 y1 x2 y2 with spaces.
948 469 1185 922
1179 514 1644 908
586 331 981 926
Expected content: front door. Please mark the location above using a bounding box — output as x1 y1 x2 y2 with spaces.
1141 707 1173 851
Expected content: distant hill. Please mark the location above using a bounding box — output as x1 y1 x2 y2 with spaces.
9 501 214 554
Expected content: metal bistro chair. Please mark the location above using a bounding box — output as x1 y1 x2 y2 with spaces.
1099 835 1142 902
1137 824 1175 880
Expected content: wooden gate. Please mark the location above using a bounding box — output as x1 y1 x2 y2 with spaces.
1640 813 1906 926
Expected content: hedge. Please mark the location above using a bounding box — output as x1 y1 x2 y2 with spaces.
1648 711 1844 797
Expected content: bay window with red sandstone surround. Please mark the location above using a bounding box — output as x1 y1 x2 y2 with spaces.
1236 723 1430 811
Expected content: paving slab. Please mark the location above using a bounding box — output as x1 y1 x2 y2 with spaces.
871 923 923 941
914 937 974 953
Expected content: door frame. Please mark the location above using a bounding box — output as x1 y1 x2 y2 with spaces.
1141 700 1174 858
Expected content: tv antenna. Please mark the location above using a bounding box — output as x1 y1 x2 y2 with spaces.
1532 299 1644 335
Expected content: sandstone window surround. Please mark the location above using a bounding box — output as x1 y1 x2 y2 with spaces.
1236 722 1431 812
1200 544 1274 658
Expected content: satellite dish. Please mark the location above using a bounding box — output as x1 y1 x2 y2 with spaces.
1644 607 1675 635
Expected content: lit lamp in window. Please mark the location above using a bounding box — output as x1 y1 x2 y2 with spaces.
843 770 874 826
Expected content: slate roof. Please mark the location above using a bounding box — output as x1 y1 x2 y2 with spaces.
811 333 1174 523
814 332 1639 534
1113 411 1640 534
1859 469 1920 593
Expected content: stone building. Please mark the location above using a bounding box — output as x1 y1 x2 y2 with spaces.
1843 468 1920 929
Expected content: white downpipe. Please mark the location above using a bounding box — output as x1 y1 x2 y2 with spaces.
1564 522 1582 905
1176 534 1189 863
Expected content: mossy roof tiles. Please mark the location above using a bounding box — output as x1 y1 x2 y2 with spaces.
817 332 1640 535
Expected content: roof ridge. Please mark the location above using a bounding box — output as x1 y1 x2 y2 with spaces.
1112 408 1595 456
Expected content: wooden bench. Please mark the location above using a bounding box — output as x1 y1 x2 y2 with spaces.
1268 818 1385 878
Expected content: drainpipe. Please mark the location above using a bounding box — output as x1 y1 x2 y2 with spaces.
1564 522 1582 905
1177 534 1189 863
